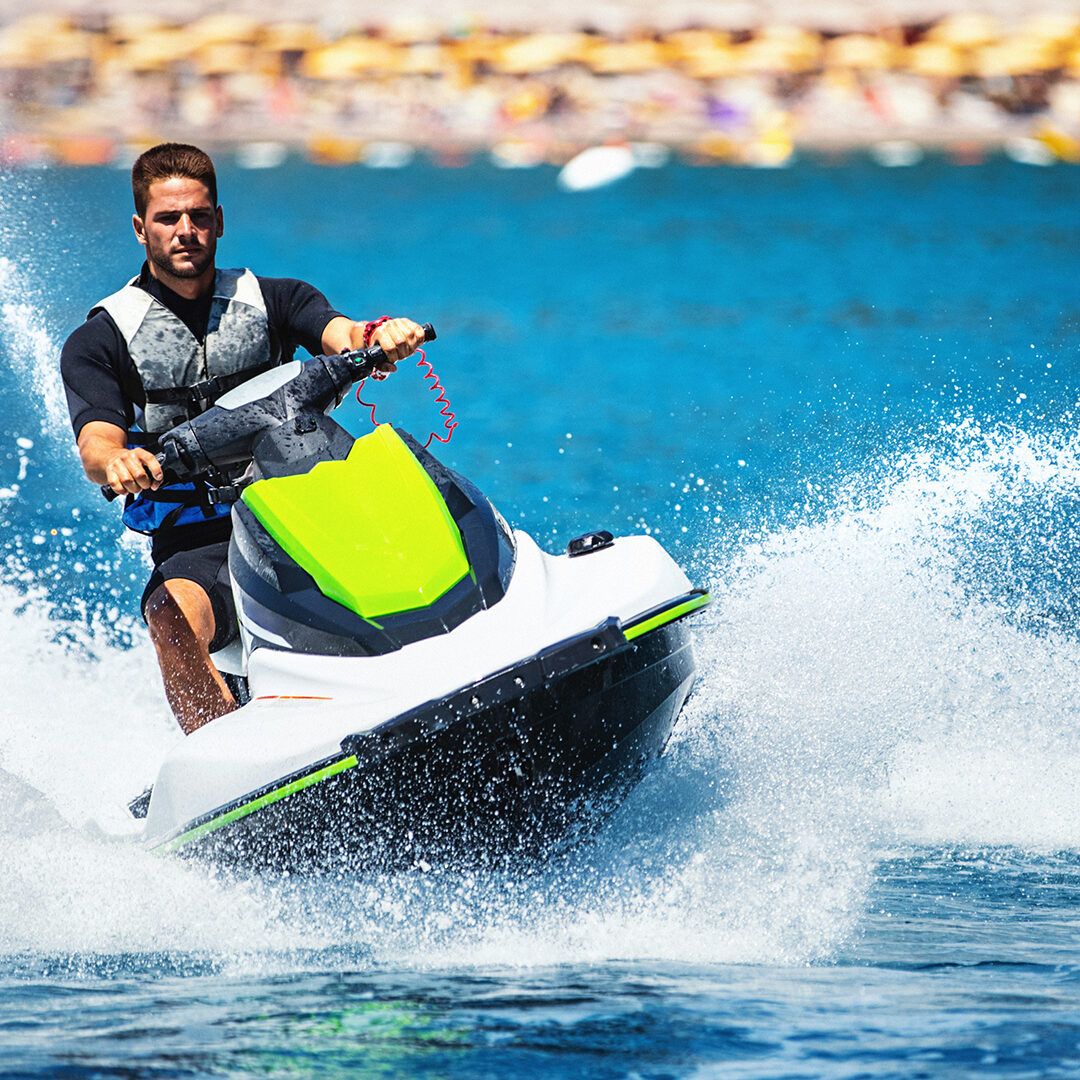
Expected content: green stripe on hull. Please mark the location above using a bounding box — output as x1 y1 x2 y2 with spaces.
623 591 711 641
153 591 709 857
154 753 359 855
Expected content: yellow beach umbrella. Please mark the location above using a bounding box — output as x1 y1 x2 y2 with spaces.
905 41 970 78
680 42 739 79
664 29 730 57
300 37 399 79
396 44 448 75
449 32 507 66
0 33 40 69
755 24 821 52
113 30 196 73
261 22 327 54
666 29 735 77
187 13 261 46
299 45 339 80
195 42 258 76
824 34 896 71
738 25 821 73
926 13 1001 49
4 13 72 41
586 39 666 75
1019 13 1080 46
975 38 1062 78
0 14 58 66
37 29 98 65
108 14 170 42
1064 43 1080 77
738 36 821 75
494 32 589 74
0 19 96 68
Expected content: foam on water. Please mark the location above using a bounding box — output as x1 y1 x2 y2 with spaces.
4 406 1079 973
690 417 1080 855
0 255 69 436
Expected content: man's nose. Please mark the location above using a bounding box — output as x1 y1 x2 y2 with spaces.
177 213 196 234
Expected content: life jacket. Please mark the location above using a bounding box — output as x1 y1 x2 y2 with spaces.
90 268 279 533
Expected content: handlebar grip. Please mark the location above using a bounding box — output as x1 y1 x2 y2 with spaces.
343 323 437 383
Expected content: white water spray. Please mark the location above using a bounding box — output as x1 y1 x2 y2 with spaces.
1 417 1079 970
0 256 69 435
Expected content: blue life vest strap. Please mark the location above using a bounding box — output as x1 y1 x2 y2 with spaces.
120 477 245 534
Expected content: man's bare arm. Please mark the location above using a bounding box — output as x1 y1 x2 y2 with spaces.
77 421 164 495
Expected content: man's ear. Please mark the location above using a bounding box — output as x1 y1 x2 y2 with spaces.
132 213 147 247
216 205 224 238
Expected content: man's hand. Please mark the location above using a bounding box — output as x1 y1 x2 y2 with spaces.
102 446 165 495
77 421 164 495
322 316 427 380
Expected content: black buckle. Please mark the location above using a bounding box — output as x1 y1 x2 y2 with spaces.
187 375 224 404
206 484 244 505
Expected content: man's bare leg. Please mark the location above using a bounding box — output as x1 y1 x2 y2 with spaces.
145 578 236 735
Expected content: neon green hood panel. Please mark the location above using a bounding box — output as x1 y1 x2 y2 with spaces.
241 425 470 620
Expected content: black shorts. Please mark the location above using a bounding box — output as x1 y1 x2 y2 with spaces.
141 519 238 653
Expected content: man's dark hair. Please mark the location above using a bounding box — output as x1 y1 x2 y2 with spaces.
131 143 217 218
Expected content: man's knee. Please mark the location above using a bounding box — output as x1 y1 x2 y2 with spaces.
146 579 216 651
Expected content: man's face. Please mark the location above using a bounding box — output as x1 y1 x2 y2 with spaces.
133 177 223 283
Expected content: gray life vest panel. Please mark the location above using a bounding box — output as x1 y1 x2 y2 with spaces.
91 268 276 436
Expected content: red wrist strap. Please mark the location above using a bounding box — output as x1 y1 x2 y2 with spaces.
362 316 392 347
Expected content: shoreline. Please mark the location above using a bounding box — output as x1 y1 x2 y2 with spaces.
2 130 1071 170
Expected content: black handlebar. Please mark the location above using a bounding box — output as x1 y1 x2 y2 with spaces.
100 322 437 502
341 322 436 378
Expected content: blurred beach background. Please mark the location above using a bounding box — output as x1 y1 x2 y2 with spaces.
5 0 1080 167
4 1 1080 1078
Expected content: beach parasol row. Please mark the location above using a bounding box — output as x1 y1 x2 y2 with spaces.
3 11 1080 79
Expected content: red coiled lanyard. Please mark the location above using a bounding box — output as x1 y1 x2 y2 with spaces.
355 348 458 449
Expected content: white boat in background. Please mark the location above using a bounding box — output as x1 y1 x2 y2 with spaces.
557 144 636 191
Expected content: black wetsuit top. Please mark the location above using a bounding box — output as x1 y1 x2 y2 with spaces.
61 264 344 438
60 265 345 550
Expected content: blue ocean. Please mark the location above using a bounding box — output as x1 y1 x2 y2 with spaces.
2 153 1080 1078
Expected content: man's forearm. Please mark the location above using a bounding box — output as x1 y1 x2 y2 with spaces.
77 425 126 483
77 421 163 493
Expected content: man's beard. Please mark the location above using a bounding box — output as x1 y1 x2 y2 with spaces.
149 245 212 280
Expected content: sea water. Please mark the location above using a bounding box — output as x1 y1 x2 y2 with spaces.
1 155 1079 1077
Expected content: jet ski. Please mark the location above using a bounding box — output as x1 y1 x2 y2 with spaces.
123 327 710 870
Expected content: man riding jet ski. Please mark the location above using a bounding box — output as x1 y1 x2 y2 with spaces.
63 143 709 869
60 141 427 737
117 335 710 869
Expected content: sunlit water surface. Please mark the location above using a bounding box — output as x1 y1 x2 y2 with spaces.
1 156 1080 1078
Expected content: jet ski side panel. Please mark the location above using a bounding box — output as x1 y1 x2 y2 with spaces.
152 614 699 870
144 533 703 840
